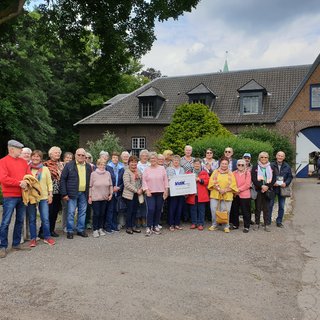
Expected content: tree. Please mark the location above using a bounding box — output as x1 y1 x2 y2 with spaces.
86 131 123 162
157 103 231 154
140 67 162 80
0 11 55 155
0 0 25 25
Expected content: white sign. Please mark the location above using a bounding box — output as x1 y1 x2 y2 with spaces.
169 174 197 197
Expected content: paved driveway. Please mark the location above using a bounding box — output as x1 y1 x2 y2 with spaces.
0 179 319 320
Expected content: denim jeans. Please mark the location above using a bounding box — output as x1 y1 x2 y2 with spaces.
189 199 206 226
0 197 26 248
168 196 184 226
124 195 139 229
91 200 107 231
27 200 51 240
146 193 164 228
67 192 87 233
210 198 232 228
268 193 286 224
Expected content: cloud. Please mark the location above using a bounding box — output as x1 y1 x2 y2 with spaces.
141 0 320 76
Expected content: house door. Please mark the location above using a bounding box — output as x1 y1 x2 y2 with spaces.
296 127 320 178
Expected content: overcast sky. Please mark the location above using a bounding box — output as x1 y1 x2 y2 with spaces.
141 0 320 76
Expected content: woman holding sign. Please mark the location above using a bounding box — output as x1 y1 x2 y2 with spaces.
142 152 169 236
207 157 238 233
166 155 185 231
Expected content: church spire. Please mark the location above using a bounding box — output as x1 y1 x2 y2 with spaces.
223 51 229 72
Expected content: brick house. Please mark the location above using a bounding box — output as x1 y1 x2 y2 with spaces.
75 53 320 177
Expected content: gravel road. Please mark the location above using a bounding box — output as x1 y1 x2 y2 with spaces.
0 179 317 320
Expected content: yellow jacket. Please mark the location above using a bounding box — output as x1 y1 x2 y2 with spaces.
22 174 42 205
208 169 238 201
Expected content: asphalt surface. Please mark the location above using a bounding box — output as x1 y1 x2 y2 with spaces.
0 179 319 320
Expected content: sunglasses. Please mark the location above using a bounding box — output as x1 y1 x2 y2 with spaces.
237 164 245 166
224 150 232 153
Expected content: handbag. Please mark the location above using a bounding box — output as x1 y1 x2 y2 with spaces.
216 199 229 224
250 184 257 200
117 196 127 212
138 194 145 204
280 186 291 197
265 189 275 200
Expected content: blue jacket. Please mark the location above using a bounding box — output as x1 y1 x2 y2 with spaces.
60 161 92 199
107 163 124 196
270 161 293 194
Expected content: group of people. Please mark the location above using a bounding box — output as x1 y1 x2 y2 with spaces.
0 139 293 258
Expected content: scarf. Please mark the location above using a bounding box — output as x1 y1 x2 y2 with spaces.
44 159 63 181
95 168 106 175
130 168 139 181
212 169 232 188
193 167 201 178
29 163 44 182
257 161 273 183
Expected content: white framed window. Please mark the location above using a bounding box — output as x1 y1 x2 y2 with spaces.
131 137 146 156
142 102 154 118
243 96 259 114
310 85 320 109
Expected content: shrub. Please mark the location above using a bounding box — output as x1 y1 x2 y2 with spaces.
86 131 123 163
238 126 294 164
191 135 273 164
156 103 231 154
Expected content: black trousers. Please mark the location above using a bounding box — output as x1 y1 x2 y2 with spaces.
230 196 251 229
255 191 269 226
49 194 62 232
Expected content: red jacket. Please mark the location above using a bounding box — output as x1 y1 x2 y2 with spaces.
186 170 210 204
0 155 31 197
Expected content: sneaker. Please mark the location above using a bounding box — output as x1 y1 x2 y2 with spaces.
264 225 271 232
20 236 24 244
243 228 249 233
29 239 37 247
126 228 133 235
132 227 141 233
276 223 284 228
198 225 204 231
145 227 152 237
99 229 106 236
0 248 7 258
190 224 197 229
93 230 100 238
112 228 120 233
153 226 161 235
252 224 260 231
12 245 31 251
224 228 230 233
208 225 217 231
63 227 67 233
169 226 175 231
106 230 114 235
231 225 239 230
157 224 163 230
44 238 55 246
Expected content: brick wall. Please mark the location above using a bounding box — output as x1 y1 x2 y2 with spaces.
78 124 166 151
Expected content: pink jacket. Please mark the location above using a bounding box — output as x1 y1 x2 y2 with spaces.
233 170 251 199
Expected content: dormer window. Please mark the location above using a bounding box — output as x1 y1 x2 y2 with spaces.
187 83 216 108
238 79 267 115
137 87 165 118
142 101 154 118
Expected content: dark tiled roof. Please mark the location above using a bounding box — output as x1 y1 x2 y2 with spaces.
137 86 165 99
187 83 216 95
104 94 128 105
75 64 311 126
238 79 266 93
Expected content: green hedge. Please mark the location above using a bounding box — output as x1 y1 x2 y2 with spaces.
191 135 273 164
238 126 294 164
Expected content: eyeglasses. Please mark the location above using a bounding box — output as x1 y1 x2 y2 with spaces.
206 152 213 154
237 164 245 166
260 156 268 159
224 150 232 153
76 154 86 157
